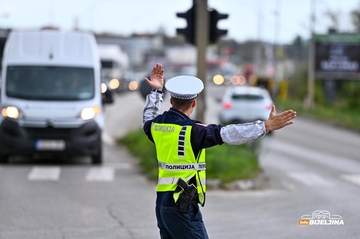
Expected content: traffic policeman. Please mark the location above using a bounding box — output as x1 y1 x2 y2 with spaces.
142 63 297 239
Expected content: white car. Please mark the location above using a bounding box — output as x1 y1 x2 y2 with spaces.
219 85 273 125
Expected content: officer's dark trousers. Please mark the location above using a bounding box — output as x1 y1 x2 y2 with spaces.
156 202 209 239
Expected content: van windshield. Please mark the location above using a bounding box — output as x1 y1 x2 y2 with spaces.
5 66 95 101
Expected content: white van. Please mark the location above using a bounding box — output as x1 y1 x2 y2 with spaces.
0 30 104 164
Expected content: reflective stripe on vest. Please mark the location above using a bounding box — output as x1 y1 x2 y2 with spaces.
151 123 206 205
158 177 206 186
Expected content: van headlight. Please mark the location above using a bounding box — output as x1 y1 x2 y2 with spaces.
1 106 22 119
80 106 100 120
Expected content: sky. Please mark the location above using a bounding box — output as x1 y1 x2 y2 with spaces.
0 0 359 44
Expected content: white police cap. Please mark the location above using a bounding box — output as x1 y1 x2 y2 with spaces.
165 75 204 100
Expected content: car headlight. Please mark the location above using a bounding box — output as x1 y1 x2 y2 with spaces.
231 75 246 85
109 78 120 89
80 106 100 120
128 81 139 91
1 106 22 119
101 83 107 93
213 74 224 85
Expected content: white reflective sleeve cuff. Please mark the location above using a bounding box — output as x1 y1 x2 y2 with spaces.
142 91 163 127
220 120 267 145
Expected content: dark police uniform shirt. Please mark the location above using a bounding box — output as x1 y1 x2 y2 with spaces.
143 107 224 206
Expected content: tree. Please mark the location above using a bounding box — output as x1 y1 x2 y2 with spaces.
324 9 339 31
289 35 307 62
351 7 360 32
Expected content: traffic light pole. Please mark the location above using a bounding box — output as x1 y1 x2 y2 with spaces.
195 0 208 123
305 0 315 109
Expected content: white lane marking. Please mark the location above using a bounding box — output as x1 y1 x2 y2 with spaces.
288 172 332 187
28 167 61 181
208 189 284 197
266 139 360 173
102 132 115 146
85 167 114 181
341 174 360 187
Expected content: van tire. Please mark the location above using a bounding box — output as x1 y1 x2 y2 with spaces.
0 154 9 164
92 147 102 164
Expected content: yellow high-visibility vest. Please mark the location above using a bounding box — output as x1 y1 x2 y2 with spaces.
151 122 206 205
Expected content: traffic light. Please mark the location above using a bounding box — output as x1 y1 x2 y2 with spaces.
176 2 228 45
208 8 228 44
176 2 196 44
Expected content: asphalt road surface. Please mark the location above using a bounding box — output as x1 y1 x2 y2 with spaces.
1 85 360 239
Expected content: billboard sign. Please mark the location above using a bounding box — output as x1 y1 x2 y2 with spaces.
314 34 360 79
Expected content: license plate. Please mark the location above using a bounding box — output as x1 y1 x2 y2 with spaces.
35 140 66 151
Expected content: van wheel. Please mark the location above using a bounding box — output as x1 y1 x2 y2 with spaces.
0 154 9 164
92 154 102 164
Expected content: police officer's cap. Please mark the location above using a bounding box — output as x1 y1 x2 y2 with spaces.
165 75 204 100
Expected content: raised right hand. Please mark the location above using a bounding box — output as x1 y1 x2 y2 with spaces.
144 63 164 90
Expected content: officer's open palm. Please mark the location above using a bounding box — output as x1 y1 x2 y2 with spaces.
145 63 164 90
265 105 297 132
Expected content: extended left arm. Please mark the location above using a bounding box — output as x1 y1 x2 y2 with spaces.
220 105 297 145
220 120 266 145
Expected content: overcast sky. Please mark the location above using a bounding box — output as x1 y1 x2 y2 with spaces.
0 0 359 44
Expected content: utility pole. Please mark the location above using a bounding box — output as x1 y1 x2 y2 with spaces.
254 0 262 77
305 0 315 109
273 0 281 84
195 0 208 123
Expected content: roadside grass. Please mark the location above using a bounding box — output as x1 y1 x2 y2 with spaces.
117 128 261 184
117 128 158 181
205 141 261 183
276 98 360 133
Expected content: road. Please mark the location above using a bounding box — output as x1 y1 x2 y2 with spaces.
1 85 360 239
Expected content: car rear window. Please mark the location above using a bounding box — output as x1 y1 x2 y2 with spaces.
231 94 264 100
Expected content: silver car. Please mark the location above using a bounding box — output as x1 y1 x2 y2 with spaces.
219 85 273 125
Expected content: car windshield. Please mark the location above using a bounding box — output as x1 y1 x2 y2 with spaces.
5 66 95 101
231 94 264 100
